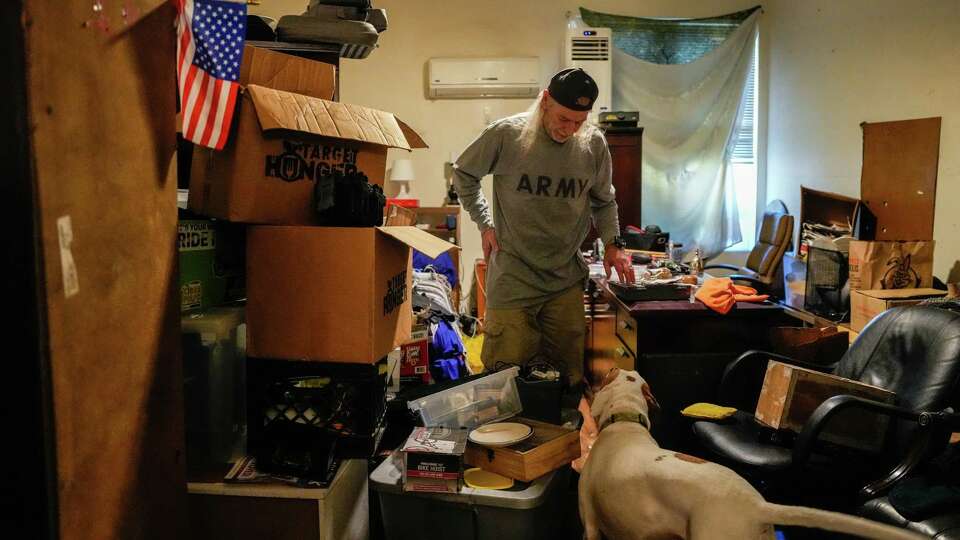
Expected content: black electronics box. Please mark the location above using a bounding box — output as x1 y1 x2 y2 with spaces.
598 111 639 128
624 229 669 252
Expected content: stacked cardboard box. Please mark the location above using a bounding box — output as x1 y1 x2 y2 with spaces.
181 46 457 476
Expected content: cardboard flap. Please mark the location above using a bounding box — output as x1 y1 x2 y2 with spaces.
396 118 429 149
376 226 458 259
246 85 419 150
240 45 336 100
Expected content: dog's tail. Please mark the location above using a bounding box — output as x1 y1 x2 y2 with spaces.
761 502 927 540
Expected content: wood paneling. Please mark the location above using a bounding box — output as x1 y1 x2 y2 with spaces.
25 1 184 538
860 117 941 241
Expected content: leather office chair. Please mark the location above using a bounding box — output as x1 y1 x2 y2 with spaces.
858 442 960 540
691 305 960 508
704 206 794 299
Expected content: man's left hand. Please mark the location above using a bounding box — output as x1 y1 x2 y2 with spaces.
603 245 635 283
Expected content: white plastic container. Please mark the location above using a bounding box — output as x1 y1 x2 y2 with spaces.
408 366 521 429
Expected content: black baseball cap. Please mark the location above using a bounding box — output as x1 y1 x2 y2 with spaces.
547 68 599 111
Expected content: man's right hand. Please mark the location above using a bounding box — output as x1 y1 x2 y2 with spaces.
482 227 500 262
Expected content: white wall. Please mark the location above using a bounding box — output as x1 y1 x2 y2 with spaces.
763 0 960 281
251 0 761 306
251 0 960 290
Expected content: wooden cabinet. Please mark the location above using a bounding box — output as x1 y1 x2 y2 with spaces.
605 127 644 230
415 206 461 247
582 127 643 250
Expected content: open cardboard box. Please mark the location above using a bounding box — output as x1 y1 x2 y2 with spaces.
246 225 457 364
190 72 426 225
850 288 946 333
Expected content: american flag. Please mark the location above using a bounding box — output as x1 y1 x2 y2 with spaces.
176 0 247 150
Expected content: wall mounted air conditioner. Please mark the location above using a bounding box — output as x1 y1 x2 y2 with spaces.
563 27 612 121
428 57 541 99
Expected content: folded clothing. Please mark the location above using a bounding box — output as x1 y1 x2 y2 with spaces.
695 277 768 314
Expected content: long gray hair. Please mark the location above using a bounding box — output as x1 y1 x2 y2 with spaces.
517 92 599 154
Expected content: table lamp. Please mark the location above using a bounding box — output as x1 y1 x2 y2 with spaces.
390 158 416 199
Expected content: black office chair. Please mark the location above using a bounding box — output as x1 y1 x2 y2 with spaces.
858 441 960 539
691 305 960 508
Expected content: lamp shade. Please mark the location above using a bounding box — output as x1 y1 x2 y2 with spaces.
389 159 416 183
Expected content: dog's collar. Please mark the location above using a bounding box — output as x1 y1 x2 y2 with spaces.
599 412 649 432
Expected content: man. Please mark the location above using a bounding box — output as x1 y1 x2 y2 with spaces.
453 67 634 394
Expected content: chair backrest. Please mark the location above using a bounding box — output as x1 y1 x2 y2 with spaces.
744 211 795 285
835 305 960 447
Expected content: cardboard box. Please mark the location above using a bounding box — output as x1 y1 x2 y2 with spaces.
178 219 245 312
246 225 456 363
463 418 580 482
755 360 895 451
190 85 427 225
399 325 430 385
239 45 336 100
402 427 468 493
850 288 946 333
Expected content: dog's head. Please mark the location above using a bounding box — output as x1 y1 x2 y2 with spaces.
585 368 660 430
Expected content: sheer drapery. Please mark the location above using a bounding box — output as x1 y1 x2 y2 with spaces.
580 8 760 257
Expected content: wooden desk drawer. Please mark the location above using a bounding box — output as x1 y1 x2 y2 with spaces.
615 306 638 355
613 338 636 367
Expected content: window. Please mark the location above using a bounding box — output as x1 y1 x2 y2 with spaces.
728 34 759 251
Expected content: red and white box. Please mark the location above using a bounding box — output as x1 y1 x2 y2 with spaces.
400 325 430 385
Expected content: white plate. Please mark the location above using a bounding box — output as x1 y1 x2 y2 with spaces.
468 422 533 447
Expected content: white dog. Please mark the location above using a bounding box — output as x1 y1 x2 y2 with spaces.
578 368 927 540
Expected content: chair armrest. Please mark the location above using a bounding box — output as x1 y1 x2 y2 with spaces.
718 350 835 408
703 263 740 272
728 274 768 291
793 395 959 497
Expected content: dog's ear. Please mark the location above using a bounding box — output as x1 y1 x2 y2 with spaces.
641 382 661 413
598 367 620 391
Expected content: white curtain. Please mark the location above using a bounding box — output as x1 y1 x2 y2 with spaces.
611 11 759 258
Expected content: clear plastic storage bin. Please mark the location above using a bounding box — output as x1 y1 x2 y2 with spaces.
408 366 521 429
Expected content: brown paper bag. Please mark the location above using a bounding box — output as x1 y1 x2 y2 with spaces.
849 240 934 290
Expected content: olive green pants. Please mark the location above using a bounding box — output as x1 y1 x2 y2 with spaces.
481 285 586 384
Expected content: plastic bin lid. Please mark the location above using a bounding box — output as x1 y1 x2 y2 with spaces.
368 454 560 510
407 366 520 413
181 306 246 342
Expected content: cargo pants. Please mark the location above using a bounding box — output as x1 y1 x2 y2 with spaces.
480 284 586 385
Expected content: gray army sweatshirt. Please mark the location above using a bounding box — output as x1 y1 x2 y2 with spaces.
454 112 620 309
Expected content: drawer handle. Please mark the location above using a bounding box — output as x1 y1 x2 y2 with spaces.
618 320 633 331
615 346 631 358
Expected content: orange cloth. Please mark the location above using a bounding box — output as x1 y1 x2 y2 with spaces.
695 277 769 314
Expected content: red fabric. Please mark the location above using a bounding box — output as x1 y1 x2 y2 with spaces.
695 277 769 314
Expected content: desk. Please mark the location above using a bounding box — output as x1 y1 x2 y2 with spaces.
591 278 795 449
